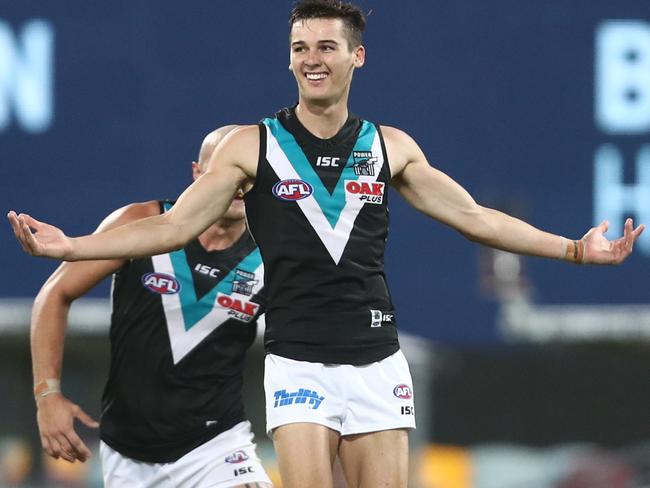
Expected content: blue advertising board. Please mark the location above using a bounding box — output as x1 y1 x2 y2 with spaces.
2 1 648 343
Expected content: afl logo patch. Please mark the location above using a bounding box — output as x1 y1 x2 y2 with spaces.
225 450 249 464
272 179 313 201
393 384 412 400
141 272 181 294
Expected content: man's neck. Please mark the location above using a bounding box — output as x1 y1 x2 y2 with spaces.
295 97 349 139
197 219 247 252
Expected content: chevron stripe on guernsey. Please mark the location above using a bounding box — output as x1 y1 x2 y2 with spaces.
152 251 263 364
264 118 385 264
152 202 264 363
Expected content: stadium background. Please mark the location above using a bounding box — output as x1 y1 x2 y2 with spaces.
1 1 649 487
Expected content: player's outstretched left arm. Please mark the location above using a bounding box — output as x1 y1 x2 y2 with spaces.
385 126 644 264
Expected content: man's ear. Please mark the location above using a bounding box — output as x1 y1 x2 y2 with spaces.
191 161 202 181
353 45 365 68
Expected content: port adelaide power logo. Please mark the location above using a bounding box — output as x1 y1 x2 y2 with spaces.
346 151 384 204
217 268 260 323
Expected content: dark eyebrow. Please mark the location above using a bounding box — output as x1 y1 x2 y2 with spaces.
291 39 340 47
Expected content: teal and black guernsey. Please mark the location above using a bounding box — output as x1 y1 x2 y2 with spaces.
245 106 399 365
100 201 264 463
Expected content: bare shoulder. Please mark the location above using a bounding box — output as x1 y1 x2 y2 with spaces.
222 124 260 146
209 124 260 178
380 125 424 178
96 200 161 233
380 125 413 144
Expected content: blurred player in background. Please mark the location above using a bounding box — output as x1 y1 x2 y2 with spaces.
29 126 272 488
9 1 645 487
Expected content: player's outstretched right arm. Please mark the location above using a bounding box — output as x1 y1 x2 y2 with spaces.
7 126 259 261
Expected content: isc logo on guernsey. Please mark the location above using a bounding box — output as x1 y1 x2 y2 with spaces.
141 273 181 294
272 179 313 201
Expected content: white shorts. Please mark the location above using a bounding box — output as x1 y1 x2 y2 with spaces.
100 421 271 488
264 350 416 437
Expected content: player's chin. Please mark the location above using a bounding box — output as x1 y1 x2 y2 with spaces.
223 204 246 221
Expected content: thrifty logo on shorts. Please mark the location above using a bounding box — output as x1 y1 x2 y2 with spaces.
273 388 324 410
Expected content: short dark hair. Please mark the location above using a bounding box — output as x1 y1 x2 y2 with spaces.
289 0 366 50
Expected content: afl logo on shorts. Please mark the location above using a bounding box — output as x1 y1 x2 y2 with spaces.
225 450 250 464
141 272 181 294
393 384 413 400
272 179 313 201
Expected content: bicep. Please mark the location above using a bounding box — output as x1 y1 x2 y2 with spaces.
387 131 483 233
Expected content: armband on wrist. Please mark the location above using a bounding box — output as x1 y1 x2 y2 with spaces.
34 378 61 402
563 239 585 264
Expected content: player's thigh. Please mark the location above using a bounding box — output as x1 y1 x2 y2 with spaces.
178 421 272 488
272 423 340 488
100 441 165 488
338 429 409 488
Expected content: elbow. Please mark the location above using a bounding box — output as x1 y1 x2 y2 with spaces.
31 283 72 330
34 282 72 310
456 209 499 246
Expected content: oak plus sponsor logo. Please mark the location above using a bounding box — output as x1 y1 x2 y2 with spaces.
141 272 181 294
272 179 313 201
225 450 249 464
393 384 413 400
216 292 259 322
345 180 385 205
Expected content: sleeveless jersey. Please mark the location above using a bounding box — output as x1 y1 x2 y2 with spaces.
100 201 264 463
244 107 399 365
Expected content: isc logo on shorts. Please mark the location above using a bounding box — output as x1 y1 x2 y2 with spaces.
345 180 385 204
393 384 413 400
141 272 181 294
272 179 313 201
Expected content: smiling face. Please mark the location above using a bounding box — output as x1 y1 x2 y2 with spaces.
289 17 365 107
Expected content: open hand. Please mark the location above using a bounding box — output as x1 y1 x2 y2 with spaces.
582 218 645 264
36 393 99 463
7 211 73 259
